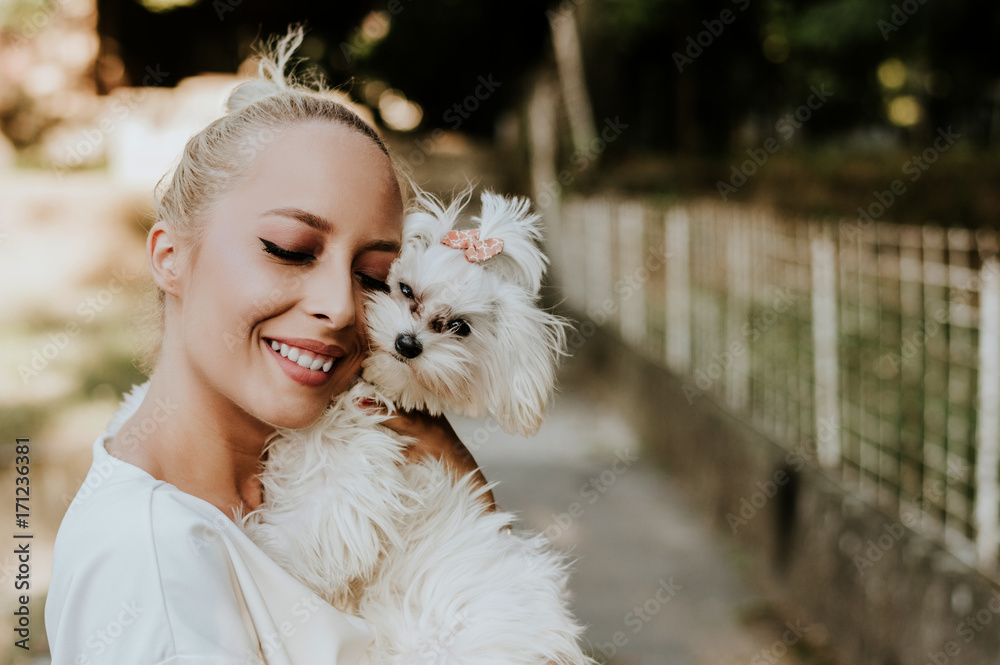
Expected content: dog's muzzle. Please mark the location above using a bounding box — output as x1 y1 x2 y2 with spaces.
394 334 423 359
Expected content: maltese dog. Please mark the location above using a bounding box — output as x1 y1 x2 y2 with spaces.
242 190 594 665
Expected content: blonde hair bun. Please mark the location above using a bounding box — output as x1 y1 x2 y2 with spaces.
225 26 305 114
226 79 285 113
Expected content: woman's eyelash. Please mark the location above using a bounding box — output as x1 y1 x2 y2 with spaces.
259 238 387 291
358 272 390 293
259 238 315 263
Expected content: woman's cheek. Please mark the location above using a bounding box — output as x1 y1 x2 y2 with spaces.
354 292 372 349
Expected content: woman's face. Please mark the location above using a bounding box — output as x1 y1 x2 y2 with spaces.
170 120 403 430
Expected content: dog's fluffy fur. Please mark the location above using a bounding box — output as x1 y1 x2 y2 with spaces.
115 190 592 664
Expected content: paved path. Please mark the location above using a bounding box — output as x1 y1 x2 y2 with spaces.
451 358 819 665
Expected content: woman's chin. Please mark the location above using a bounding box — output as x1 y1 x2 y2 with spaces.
266 408 328 432
252 394 331 432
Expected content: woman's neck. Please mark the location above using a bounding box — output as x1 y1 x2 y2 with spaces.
106 366 274 520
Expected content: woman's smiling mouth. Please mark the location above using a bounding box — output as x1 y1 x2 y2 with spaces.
264 337 347 386
270 339 335 371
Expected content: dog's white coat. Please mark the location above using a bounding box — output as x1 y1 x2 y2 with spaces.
241 191 593 665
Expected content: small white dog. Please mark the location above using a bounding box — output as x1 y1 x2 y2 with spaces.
242 190 594 665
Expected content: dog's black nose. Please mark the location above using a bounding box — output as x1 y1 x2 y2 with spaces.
394 334 423 359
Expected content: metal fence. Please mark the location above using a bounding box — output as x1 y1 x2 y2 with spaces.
545 195 1000 574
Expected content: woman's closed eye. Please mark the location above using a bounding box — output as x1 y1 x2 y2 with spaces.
357 272 390 293
259 238 316 263
259 237 392 292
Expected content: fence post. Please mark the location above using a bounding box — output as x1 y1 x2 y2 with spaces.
665 208 691 374
975 257 1000 569
811 227 840 469
726 209 751 412
618 201 646 349
584 198 613 327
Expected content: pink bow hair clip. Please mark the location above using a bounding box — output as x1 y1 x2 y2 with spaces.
441 229 504 263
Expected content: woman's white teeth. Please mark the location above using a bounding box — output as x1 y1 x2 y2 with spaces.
271 340 335 373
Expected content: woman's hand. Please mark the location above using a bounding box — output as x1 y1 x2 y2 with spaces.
382 409 496 511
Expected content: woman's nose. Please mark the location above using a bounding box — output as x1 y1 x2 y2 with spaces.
303 260 356 329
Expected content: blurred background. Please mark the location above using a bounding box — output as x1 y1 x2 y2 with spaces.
2 0 1000 663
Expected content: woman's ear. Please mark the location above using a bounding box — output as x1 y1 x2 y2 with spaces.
148 221 181 296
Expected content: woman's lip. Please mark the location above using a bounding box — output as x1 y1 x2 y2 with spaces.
265 337 347 358
265 339 337 387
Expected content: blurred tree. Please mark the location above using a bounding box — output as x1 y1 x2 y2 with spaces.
91 0 550 137
93 0 373 92
566 0 1000 154
353 0 550 136
18 0 1000 156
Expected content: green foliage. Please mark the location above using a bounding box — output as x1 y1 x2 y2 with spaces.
777 0 888 51
589 0 680 45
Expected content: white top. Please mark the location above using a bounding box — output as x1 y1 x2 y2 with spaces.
44 432 374 665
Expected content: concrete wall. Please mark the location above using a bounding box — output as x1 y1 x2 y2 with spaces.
567 317 1000 665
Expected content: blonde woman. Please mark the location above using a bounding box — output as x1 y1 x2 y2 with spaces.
44 29 490 665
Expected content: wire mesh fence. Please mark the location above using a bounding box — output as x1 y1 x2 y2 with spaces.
546 195 1000 575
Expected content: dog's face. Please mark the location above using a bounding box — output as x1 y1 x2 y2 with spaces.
360 192 568 437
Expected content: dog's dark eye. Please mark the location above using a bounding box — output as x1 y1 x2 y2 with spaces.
448 319 471 337
400 283 415 300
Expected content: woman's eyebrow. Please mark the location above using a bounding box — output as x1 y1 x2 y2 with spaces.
365 238 402 253
261 207 401 253
262 207 333 233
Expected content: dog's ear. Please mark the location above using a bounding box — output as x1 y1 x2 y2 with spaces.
481 294 570 436
472 192 548 294
402 188 471 251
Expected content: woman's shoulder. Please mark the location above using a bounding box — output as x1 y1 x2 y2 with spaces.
45 433 261 665
55 381 241 564
55 432 234 554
